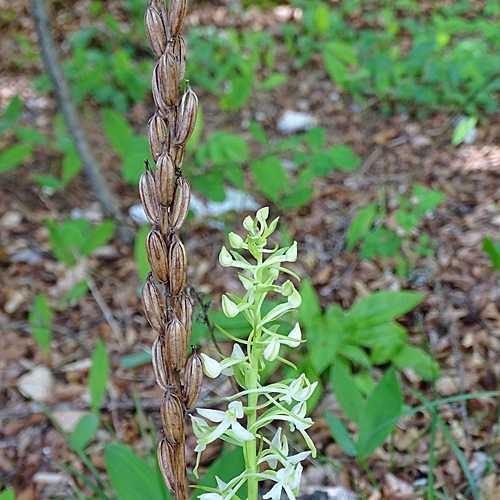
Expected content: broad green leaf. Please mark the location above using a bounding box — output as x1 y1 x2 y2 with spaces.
89 339 110 413
452 116 477 146
208 132 249 164
346 203 377 250
339 344 372 368
298 278 321 331
0 144 33 173
80 220 115 257
69 414 99 451
310 151 334 177
357 368 402 458
135 224 151 282
483 237 500 270
34 175 64 190
346 291 425 329
324 412 357 456
0 489 15 500
326 145 361 171
29 294 52 352
14 127 48 145
326 41 358 65
121 351 152 369
105 444 167 500
307 316 343 375
60 280 90 305
279 187 314 209
62 147 82 185
305 127 326 150
260 73 287 91
102 108 133 156
0 95 22 133
331 363 364 424
248 119 268 145
323 52 348 86
46 219 90 266
251 156 289 203
392 345 441 380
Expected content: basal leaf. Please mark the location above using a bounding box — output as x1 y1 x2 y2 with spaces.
346 203 377 250
89 339 110 413
331 363 364 424
69 414 99 451
324 412 357 456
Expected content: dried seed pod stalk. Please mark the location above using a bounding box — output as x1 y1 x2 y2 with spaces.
140 2 201 499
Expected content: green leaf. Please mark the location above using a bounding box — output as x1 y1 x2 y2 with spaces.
305 127 326 150
346 203 377 250
260 73 287 90
279 187 314 209
339 344 372 368
89 339 110 413
452 117 478 146
331 363 364 424
209 132 249 164
326 145 361 171
29 294 52 352
79 220 115 257
69 414 99 451
298 278 322 331
102 108 133 156
346 291 425 329
45 219 90 266
121 351 152 369
324 412 357 456
309 151 334 177
251 156 289 202
357 367 402 458
135 224 151 282
0 488 15 500
60 280 90 305
0 144 33 173
483 237 500 270
248 120 268 145
393 345 441 380
105 444 167 500
34 175 64 190
62 147 82 185
0 95 22 133
323 52 348 86
14 127 48 145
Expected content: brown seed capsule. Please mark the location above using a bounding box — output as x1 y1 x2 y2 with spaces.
141 275 165 334
152 336 170 390
152 63 171 118
170 144 185 171
155 151 175 207
157 52 179 108
160 387 184 444
174 83 198 146
139 167 160 224
157 439 176 493
183 347 203 408
168 0 188 37
170 294 193 348
146 230 169 282
148 114 169 162
168 236 187 295
144 4 167 57
167 36 186 84
165 315 186 371
168 177 190 231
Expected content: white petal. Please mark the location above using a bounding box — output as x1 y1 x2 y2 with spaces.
201 354 222 378
228 400 244 419
289 451 311 464
191 416 212 438
287 288 301 308
215 476 228 490
197 408 226 423
264 337 280 361
199 421 231 445
283 324 301 348
231 421 254 441
263 483 282 500
199 493 223 500
231 344 245 359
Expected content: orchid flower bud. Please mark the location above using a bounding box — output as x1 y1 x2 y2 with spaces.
200 353 222 378
222 295 239 318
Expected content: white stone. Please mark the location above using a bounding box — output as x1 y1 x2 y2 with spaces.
277 110 317 135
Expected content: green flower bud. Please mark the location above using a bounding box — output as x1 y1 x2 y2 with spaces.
281 280 294 297
228 232 245 249
219 246 233 267
222 295 239 318
285 241 298 262
288 288 302 308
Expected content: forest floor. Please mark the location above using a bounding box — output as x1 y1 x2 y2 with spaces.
1 1 500 499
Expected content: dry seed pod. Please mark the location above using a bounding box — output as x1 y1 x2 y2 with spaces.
167 36 186 83
165 315 187 371
168 0 188 37
146 230 169 282
139 167 160 224
174 83 198 146
157 52 179 108
160 388 184 444
168 236 187 294
169 177 190 231
157 439 176 493
144 4 167 57
155 151 176 207
152 336 170 390
169 144 185 172
148 114 169 162
170 294 193 347
141 275 165 334
152 64 171 118
183 347 203 408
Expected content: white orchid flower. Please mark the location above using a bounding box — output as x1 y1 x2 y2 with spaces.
190 416 213 453
262 462 303 500
201 353 222 378
279 373 317 405
199 477 238 500
221 344 246 376
258 427 311 470
263 324 302 361
197 401 253 446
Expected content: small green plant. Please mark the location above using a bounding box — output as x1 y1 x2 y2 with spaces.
194 208 316 500
482 237 500 270
191 126 360 209
298 278 441 389
348 185 445 275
